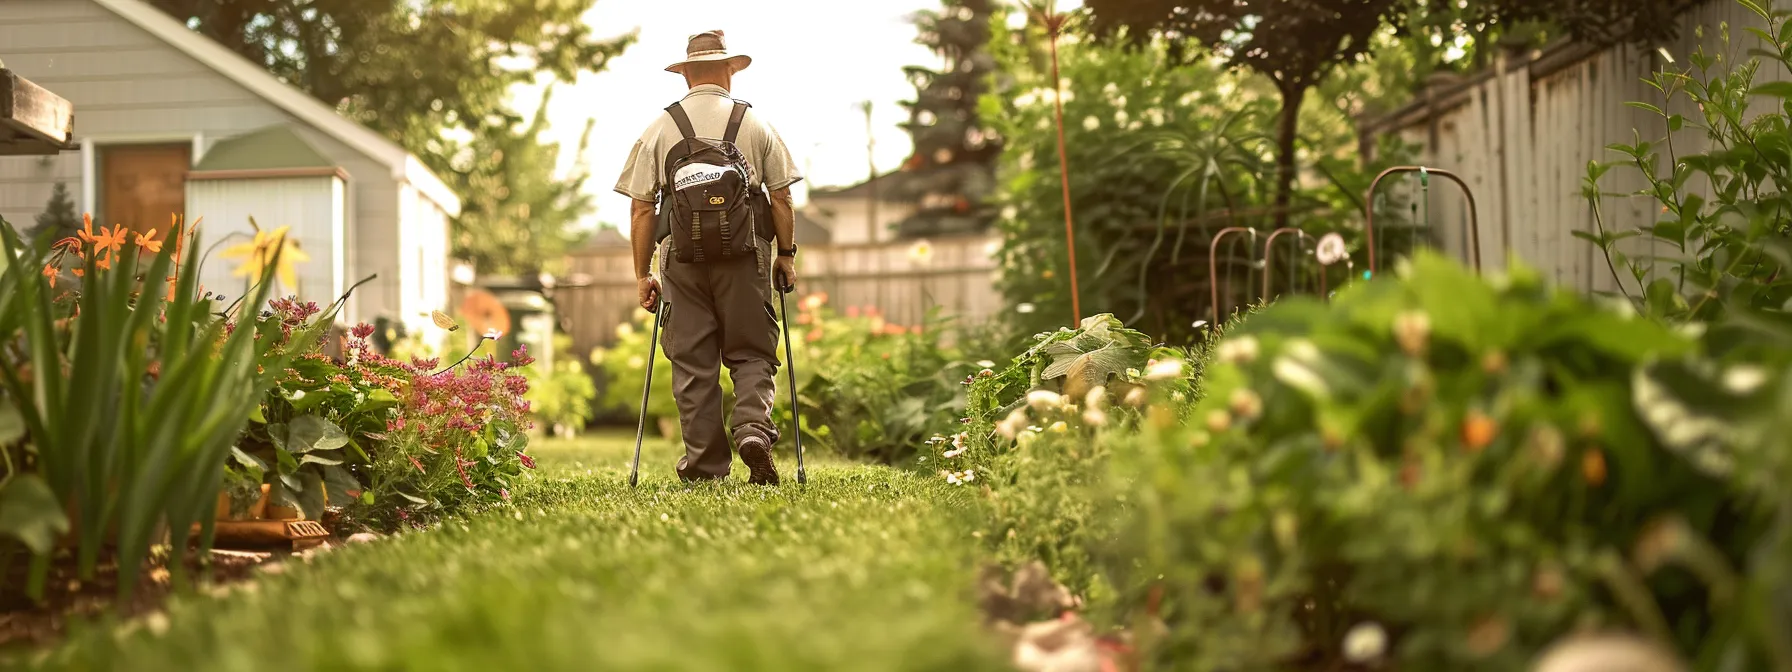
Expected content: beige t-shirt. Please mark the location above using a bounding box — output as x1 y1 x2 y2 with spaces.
613 84 803 203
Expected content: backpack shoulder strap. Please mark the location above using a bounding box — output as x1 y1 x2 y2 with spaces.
723 101 749 145
665 102 697 140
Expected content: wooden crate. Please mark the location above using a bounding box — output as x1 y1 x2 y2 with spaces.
1 69 75 156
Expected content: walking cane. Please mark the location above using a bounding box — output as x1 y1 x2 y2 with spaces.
628 296 669 488
775 272 808 485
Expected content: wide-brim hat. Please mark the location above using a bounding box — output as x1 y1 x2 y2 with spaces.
666 30 752 74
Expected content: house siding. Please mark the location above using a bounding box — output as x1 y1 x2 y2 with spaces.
0 0 413 325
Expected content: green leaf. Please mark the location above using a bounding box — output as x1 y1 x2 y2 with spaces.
320 465 361 509
299 453 345 467
230 446 269 472
249 403 267 424
285 388 331 413
286 415 349 454
357 388 399 413
275 448 300 475
294 471 326 520
0 397 23 446
1749 81 1792 100
1624 101 1666 116
0 475 69 554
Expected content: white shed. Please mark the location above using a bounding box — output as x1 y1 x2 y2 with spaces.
0 0 462 346
186 125 348 306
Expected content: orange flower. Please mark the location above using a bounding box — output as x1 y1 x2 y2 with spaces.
51 237 81 255
135 228 163 254
76 213 99 247
96 225 127 257
41 264 57 288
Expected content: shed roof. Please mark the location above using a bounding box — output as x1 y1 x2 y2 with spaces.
194 125 335 172
91 0 461 216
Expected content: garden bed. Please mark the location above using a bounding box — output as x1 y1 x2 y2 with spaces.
0 547 278 650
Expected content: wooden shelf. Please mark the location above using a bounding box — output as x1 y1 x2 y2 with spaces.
1 69 76 156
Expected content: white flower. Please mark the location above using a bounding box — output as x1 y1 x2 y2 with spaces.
1017 303 1036 314
951 433 967 449
977 359 997 368
1102 82 1119 96
943 448 966 459
1145 359 1184 381
615 323 634 339
1084 385 1107 410
1123 387 1149 407
627 355 646 370
908 239 935 266
484 328 503 340
1082 116 1100 131
1082 408 1108 427
1143 108 1166 126
962 470 976 482
1723 365 1769 394
660 513 670 522
1229 388 1263 420
1315 232 1348 266
1342 622 1388 663
1114 110 1130 127
1216 336 1260 364
1027 390 1063 411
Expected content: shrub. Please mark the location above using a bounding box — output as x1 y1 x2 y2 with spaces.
0 216 329 601
1584 2 1792 324
593 293 996 465
1103 250 1785 670
524 333 597 437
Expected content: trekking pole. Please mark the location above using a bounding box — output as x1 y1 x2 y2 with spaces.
629 297 669 488
775 280 808 485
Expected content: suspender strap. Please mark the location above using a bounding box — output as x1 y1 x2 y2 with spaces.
665 103 697 140
723 101 748 144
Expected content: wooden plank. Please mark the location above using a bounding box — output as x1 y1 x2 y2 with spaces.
0 68 75 155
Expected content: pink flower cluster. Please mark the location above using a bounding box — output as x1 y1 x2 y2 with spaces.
339 325 538 493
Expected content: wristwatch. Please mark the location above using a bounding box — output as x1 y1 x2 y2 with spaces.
777 243 798 258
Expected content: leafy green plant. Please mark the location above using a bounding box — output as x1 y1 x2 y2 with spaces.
593 294 997 465
232 310 405 522
1583 1 1792 323
0 216 337 602
525 333 597 436
1104 250 1783 670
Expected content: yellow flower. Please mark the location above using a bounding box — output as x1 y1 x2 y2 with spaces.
219 223 308 290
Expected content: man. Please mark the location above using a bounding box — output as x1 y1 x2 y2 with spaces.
615 30 802 485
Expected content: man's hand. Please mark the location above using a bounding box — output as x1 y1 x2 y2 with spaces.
638 276 662 311
773 257 797 293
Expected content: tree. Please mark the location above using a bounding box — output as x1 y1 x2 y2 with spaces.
30 181 80 241
451 84 596 275
1085 0 1414 227
894 0 1004 238
147 0 633 272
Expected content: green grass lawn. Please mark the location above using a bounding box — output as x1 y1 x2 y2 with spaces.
18 433 1008 671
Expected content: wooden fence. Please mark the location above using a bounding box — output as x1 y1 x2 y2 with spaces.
1359 0 1787 297
552 233 1004 363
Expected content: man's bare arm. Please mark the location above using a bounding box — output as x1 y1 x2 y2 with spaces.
769 187 795 250
631 198 657 279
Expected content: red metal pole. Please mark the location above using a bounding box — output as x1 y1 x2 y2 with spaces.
1045 12 1081 325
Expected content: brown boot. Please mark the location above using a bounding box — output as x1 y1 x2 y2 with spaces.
737 435 780 486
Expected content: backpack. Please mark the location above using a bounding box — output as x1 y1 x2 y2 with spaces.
658 100 764 264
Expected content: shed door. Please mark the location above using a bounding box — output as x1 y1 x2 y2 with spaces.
101 144 190 234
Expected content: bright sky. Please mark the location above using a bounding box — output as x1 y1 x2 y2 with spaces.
512 0 949 231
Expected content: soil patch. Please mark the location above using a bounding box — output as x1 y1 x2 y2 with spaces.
0 547 279 651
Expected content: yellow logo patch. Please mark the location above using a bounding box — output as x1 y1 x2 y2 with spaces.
708 196 726 205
